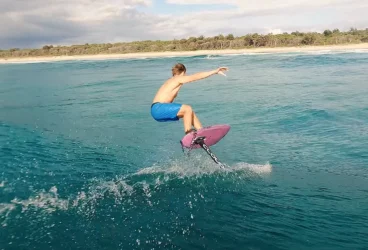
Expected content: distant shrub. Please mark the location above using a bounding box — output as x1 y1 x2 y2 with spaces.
1 28 367 58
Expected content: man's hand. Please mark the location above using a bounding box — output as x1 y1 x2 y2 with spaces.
216 67 228 76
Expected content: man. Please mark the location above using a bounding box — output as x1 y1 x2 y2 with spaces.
151 63 228 134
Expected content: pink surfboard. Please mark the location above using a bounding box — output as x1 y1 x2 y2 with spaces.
180 124 231 149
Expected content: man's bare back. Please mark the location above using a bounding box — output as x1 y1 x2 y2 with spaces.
152 77 183 103
150 63 228 134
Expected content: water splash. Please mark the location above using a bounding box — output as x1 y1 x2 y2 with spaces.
136 153 271 177
231 162 272 174
8 186 69 213
0 157 271 225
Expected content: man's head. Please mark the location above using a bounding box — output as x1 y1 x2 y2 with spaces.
172 63 186 76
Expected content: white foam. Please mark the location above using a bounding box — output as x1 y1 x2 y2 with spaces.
10 186 69 213
1 60 52 64
351 49 368 53
219 53 245 57
304 50 333 55
203 55 218 60
240 49 368 57
0 181 5 188
242 52 275 55
135 155 272 178
201 49 368 59
299 49 368 55
0 186 70 227
135 155 225 178
0 203 16 227
0 180 136 222
0 158 271 224
231 162 272 174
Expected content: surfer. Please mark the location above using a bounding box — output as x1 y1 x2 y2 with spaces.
151 63 228 134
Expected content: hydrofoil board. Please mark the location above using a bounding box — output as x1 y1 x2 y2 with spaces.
180 124 230 167
180 124 230 149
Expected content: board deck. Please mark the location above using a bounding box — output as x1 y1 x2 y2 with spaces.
180 124 230 149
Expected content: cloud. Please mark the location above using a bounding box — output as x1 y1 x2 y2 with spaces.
159 0 368 36
0 0 157 48
1 0 152 22
166 0 238 5
167 0 365 10
0 0 367 49
267 29 283 35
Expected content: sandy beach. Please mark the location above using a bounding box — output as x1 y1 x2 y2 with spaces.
1 43 368 64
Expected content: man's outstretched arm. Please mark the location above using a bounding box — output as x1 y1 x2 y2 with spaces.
178 67 228 84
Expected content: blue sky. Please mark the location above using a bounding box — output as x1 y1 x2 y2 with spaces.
0 0 367 49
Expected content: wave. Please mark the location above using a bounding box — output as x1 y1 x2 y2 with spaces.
147 48 368 60
201 49 368 60
302 49 368 55
0 60 53 64
0 158 271 225
135 158 272 178
2 48 367 65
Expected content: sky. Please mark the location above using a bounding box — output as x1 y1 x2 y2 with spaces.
1 0 367 49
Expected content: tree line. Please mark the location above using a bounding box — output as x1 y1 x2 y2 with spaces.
1 28 367 58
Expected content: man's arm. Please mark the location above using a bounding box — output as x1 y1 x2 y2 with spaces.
178 67 228 84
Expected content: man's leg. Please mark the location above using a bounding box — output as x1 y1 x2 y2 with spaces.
177 104 194 133
192 111 203 130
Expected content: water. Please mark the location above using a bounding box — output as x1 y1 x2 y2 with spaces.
1 50 368 250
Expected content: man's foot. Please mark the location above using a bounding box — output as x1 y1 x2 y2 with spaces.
185 128 197 135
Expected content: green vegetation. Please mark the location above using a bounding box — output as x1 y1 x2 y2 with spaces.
1 28 368 58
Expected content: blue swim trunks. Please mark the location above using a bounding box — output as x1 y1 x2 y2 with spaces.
151 102 182 122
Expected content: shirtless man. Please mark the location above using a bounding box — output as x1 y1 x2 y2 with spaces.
151 63 228 134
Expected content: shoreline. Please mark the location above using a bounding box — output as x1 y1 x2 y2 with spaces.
1 43 368 64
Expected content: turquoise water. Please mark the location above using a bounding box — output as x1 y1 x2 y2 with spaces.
1 50 368 249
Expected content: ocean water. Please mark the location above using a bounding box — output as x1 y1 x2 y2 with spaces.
0 49 368 250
